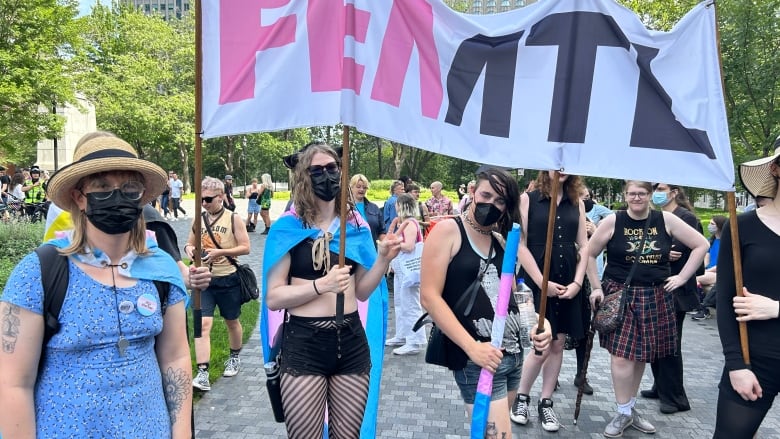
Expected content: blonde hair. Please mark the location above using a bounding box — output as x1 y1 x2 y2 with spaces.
261 173 273 188
202 176 225 193
61 170 150 256
350 174 370 189
395 193 417 220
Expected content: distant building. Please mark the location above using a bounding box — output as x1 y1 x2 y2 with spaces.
123 0 190 20
36 94 97 172
459 0 537 14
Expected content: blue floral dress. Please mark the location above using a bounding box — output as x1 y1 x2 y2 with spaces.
1 253 186 438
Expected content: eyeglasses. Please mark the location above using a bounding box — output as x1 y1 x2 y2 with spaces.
308 163 339 177
202 195 219 203
626 192 649 199
84 181 145 201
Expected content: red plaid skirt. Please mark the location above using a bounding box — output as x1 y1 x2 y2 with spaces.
597 278 677 362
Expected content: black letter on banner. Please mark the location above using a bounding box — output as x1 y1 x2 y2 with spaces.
444 31 524 138
526 12 629 143
630 44 716 159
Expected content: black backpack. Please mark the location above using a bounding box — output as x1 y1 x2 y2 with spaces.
36 244 170 348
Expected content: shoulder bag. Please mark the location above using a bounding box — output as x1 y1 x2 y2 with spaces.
592 212 652 334
412 238 494 367
202 212 259 303
393 219 424 288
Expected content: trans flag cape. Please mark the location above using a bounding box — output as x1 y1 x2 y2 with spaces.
260 211 389 438
46 232 187 296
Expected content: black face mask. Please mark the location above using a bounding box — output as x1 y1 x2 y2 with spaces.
311 171 340 202
583 199 595 213
473 202 502 226
85 191 143 235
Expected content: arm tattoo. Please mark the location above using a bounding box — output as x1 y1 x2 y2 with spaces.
162 366 190 426
1 303 21 353
485 421 497 439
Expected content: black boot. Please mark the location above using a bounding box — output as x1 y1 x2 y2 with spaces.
262 224 270 235
574 373 594 395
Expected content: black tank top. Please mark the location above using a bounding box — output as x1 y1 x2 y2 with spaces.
604 210 671 285
441 217 517 369
288 238 358 280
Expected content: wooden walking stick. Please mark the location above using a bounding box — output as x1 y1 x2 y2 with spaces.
712 0 749 365
335 126 351 325
573 311 596 424
534 170 560 355
726 192 749 365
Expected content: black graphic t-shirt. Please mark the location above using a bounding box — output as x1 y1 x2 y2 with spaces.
604 210 671 284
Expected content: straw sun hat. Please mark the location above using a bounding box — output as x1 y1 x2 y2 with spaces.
46 136 168 213
739 144 780 199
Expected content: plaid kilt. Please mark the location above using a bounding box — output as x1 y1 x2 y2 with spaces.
598 277 676 362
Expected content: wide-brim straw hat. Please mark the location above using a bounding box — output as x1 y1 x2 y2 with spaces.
47 136 167 213
739 145 780 199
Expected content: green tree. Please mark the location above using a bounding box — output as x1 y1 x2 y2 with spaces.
621 0 780 195
718 0 780 164
0 0 80 163
75 4 196 187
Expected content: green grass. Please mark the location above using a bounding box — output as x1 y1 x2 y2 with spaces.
696 207 728 239
188 299 260 401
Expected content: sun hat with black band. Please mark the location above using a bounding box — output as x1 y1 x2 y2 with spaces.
739 143 780 199
283 141 343 169
46 136 168 214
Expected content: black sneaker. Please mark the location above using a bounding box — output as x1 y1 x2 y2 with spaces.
510 393 530 425
538 398 560 432
692 308 711 320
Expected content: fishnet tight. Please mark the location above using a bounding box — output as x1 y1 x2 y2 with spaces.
281 372 369 439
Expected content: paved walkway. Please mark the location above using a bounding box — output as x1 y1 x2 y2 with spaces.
169 198 780 438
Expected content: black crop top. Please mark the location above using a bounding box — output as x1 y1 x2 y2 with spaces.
288 238 359 280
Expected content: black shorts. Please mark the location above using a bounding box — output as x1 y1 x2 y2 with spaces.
201 271 242 320
280 311 371 377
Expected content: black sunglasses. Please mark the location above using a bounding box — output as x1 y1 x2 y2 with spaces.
202 195 218 203
308 163 340 177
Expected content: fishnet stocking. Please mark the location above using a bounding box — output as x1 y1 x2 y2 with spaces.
281 372 370 439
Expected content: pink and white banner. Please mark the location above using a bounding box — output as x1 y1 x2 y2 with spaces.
202 0 734 191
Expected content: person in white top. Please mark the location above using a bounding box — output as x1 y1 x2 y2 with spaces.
169 172 186 220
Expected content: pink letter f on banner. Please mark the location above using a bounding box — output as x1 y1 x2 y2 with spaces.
219 0 296 104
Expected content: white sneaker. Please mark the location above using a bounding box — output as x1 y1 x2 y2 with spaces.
193 369 211 391
223 356 240 377
385 337 405 347
392 344 421 355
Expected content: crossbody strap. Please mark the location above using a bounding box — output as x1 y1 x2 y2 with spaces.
201 211 240 269
412 235 495 332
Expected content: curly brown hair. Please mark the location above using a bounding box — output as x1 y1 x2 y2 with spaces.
534 171 583 206
291 142 356 227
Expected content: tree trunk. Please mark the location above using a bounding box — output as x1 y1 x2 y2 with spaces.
376 137 383 179
390 142 405 179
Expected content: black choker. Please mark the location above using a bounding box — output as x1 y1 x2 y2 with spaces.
462 212 492 236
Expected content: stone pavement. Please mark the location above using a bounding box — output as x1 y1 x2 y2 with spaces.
168 198 780 438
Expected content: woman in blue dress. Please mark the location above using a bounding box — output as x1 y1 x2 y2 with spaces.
0 135 191 438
